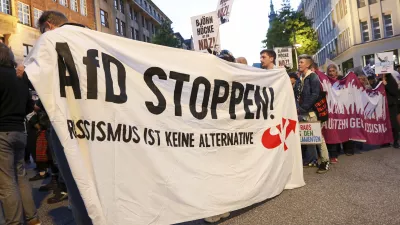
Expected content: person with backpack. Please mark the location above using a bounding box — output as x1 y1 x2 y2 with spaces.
296 55 329 173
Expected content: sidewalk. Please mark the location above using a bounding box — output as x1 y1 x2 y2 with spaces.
5 146 400 225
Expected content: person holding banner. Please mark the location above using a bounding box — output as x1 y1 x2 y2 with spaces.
260 49 277 69
22 10 93 225
296 55 329 173
383 73 400 148
202 50 240 223
326 64 358 158
325 64 343 161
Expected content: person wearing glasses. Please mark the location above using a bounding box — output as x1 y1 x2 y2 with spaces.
296 55 329 173
22 11 92 225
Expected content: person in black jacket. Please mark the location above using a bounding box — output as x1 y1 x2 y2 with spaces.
20 10 93 225
296 55 329 173
383 73 400 148
0 43 40 225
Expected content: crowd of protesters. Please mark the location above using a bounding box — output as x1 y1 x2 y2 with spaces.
1 9 400 225
260 49 400 175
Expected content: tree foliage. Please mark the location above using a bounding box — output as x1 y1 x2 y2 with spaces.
262 6 319 56
152 21 181 48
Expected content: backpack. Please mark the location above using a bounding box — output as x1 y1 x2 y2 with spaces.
312 74 328 122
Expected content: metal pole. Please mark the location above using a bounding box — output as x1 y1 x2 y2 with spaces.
294 46 298 71
294 32 298 70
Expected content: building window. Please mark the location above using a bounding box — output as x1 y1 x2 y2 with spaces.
368 0 377 4
135 29 139 40
23 44 33 57
383 14 393 37
120 0 124 14
100 9 109 27
80 0 87 16
0 0 11 14
18 2 31 26
59 0 68 7
116 18 120 34
129 6 133 20
114 0 118 10
134 11 137 21
33 8 43 28
70 0 78 11
358 0 366 8
131 27 134 39
363 54 374 66
121 21 126 36
360 21 369 42
371 18 381 39
142 17 146 28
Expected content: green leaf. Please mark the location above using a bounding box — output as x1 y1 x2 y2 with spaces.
262 9 319 56
152 21 181 48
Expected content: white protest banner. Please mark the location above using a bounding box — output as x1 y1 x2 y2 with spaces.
299 122 322 144
191 11 221 53
24 25 304 225
375 52 394 74
216 0 234 24
274 47 293 69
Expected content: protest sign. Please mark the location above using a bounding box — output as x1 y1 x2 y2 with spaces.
274 47 293 69
375 52 394 74
191 11 221 53
24 25 304 225
216 0 234 24
299 122 322 144
317 72 393 145
362 64 376 77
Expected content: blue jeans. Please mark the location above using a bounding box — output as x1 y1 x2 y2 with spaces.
49 127 93 225
0 132 38 225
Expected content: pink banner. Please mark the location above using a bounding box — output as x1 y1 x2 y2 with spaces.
317 72 393 145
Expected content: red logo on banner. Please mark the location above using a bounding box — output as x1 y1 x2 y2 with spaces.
261 118 297 151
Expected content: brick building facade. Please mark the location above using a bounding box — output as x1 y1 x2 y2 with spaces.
95 0 170 43
0 0 95 63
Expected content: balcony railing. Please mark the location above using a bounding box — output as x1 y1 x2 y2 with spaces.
133 0 163 23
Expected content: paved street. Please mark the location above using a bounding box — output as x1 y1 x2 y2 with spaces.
31 146 400 225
